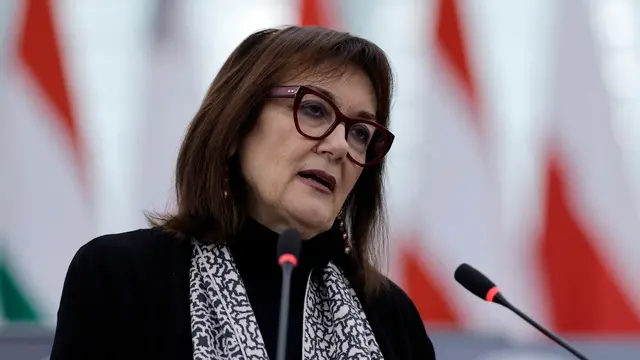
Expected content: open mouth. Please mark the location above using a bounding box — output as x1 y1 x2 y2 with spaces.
298 169 336 192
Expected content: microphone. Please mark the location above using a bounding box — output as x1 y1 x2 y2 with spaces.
275 228 302 360
454 263 590 360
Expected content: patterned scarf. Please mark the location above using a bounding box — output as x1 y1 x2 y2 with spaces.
189 240 384 360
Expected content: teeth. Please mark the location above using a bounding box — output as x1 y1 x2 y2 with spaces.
312 176 328 187
302 174 329 188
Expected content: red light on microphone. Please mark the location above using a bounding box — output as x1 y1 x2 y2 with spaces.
278 254 298 267
485 286 500 303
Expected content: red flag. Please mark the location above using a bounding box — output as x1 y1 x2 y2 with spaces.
538 0 640 335
540 158 640 334
399 0 485 328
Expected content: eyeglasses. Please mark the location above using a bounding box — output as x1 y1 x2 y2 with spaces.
265 85 395 167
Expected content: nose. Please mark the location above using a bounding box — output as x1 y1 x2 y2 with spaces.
316 123 350 161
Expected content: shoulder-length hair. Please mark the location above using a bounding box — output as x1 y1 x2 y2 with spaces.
151 26 394 293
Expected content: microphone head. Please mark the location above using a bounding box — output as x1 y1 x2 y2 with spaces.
454 263 502 303
277 228 302 267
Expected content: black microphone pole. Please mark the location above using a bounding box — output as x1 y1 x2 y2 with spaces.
276 261 294 360
493 293 589 360
276 229 302 360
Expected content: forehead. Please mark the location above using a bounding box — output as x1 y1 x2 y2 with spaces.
284 65 377 113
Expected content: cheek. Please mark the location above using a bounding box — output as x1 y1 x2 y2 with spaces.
240 133 302 197
340 166 363 198
240 134 274 197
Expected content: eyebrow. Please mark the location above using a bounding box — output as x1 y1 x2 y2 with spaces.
306 85 377 121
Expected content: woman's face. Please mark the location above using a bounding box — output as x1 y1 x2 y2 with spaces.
238 66 376 238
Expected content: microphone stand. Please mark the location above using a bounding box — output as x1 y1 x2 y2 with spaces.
276 262 294 360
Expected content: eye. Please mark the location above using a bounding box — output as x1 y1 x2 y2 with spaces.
300 101 328 118
350 124 372 144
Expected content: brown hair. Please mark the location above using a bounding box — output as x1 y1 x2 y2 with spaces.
151 26 394 293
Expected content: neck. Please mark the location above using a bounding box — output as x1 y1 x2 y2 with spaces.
247 211 329 240
228 216 347 271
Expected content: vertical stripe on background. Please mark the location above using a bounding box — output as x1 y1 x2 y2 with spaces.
400 0 483 328
18 0 82 172
136 0 200 223
435 0 479 120
1 0 89 323
540 159 640 333
538 0 640 335
0 0 80 324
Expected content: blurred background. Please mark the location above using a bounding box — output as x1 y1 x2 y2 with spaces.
2 0 640 358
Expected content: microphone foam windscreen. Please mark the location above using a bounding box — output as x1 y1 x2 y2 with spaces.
454 263 497 301
277 228 302 258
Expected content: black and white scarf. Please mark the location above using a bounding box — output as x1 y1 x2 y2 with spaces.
189 240 384 359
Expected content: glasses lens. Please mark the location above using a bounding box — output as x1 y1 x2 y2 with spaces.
346 123 381 165
296 92 391 166
297 93 336 137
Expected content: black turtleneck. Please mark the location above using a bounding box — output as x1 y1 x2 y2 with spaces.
50 220 437 360
227 217 348 360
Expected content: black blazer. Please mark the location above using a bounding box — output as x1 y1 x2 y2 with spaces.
50 228 436 359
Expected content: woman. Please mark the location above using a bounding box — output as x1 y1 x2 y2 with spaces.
50 26 436 360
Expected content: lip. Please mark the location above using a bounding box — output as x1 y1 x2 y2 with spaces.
297 169 337 193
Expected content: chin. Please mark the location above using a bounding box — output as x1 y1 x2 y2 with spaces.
288 202 335 234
